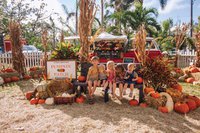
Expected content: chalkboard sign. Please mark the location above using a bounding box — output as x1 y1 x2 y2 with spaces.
123 57 135 63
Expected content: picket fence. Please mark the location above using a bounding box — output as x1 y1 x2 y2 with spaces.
0 52 47 68
177 49 196 68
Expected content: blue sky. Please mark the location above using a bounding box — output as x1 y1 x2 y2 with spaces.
58 0 200 25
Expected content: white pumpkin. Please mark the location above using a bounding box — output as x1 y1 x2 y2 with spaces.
45 98 54 105
0 77 4 85
160 92 174 112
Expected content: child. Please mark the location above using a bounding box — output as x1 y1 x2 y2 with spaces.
98 64 107 87
104 61 116 98
124 63 138 98
115 64 126 100
87 56 99 99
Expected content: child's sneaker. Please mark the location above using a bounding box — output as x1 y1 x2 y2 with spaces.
129 92 133 98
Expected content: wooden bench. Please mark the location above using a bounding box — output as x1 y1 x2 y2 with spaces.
73 62 144 103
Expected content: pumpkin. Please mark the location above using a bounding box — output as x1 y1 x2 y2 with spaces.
160 92 174 112
158 106 168 113
139 103 147 108
4 77 11 83
186 77 195 83
78 76 86 82
189 67 199 73
76 96 85 103
5 68 14 73
187 95 200 107
150 92 161 99
186 99 197 111
129 97 139 106
174 102 190 114
11 76 20 82
144 87 155 94
23 75 31 80
45 98 54 105
25 91 34 100
172 84 182 92
38 99 45 104
136 77 143 84
30 98 39 105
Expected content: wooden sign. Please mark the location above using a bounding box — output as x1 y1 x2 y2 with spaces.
47 60 76 79
123 57 135 63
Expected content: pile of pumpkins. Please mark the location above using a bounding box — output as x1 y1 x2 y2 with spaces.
0 68 20 84
129 84 200 114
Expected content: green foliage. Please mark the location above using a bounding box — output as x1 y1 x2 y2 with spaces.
51 42 80 60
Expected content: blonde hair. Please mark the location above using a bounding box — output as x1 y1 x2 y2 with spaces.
91 56 99 61
107 61 115 70
127 63 135 69
98 64 105 70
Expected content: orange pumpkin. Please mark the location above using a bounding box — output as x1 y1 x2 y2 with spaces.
26 91 34 100
4 77 11 83
5 68 14 73
158 106 168 113
187 96 200 108
150 92 161 99
189 67 199 73
186 77 195 83
30 98 39 105
139 103 147 108
38 99 45 104
23 75 31 80
174 102 190 114
129 97 139 106
172 84 182 92
186 99 197 111
76 96 85 103
11 76 20 82
78 76 86 82
136 77 143 84
144 87 154 94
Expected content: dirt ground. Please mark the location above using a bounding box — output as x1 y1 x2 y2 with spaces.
0 81 200 133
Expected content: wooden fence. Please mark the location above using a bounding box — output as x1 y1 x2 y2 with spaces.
177 49 196 68
0 52 46 68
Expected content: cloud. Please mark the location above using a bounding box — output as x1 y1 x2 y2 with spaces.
159 0 189 14
143 0 158 8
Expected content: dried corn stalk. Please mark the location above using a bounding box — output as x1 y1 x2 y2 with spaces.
42 29 48 71
60 30 64 43
9 21 25 76
79 0 97 62
173 24 189 67
195 31 200 67
134 24 147 65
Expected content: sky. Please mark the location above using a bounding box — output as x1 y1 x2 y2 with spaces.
17 0 200 29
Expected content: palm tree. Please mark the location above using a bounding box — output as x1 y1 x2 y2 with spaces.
125 5 160 36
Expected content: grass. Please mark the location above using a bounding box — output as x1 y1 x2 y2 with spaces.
179 82 200 98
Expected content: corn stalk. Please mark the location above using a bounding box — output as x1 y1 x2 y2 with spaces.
173 24 189 67
134 24 147 65
9 21 25 76
78 0 97 62
42 29 48 72
195 31 200 67
60 30 64 43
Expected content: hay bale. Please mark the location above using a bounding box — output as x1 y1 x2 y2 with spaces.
46 80 73 97
145 95 167 109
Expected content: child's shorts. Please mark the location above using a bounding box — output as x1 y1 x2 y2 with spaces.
125 81 136 85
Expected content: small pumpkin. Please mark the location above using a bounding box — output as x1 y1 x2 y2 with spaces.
5 68 14 73
4 77 11 83
150 92 160 99
139 103 147 108
187 95 200 108
189 67 199 73
45 98 54 105
38 99 45 104
76 96 85 103
172 84 182 92
11 76 20 82
136 77 143 84
25 91 34 100
23 75 31 80
186 99 197 111
174 102 190 114
30 98 39 105
186 77 195 83
129 97 139 106
78 76 86 82
158 106 168 113
144 87 155 94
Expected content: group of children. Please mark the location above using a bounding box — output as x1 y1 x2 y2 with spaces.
87 56 139 101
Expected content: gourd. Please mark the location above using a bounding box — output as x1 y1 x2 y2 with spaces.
45 98 54 105
160 92 174 112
